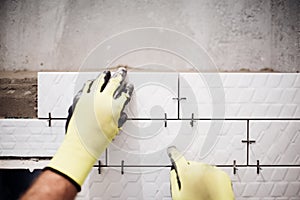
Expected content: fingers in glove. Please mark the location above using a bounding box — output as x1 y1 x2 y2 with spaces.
114 83 134 113
115 83 134 128
170 169 181 197
90 70 111 93
82 80 94 94
104 67 127 95
118 112 128 128
113 81 133 98
167 146 188 190
65 105 73 133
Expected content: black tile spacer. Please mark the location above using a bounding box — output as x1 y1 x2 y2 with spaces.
241 139 256 144
121 160 124 175
172 97 187 101
233 160 237 175
48 112 52 127
164 113 167 127
98 160 101 174
256 160 261 174
190 113 195 127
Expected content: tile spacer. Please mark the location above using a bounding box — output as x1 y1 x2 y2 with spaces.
48 112 52 127
233 160 237 175
98 160 101 174
190 113 195 127
172 97 187 101
256 160 261 174
164 113 168 127
241 139 256 144
121 160 124 175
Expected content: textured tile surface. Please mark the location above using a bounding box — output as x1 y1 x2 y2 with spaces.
180 73 300 118
125 72 178 118
38 72 98 118
108 120 246 166
0 119 106 164
228 167 300 199
38 72 178 118
77 167 300 199
78 168 171 200
249 121 300 165
0 119 65 156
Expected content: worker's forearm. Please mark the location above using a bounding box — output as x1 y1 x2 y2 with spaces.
20 169 77 200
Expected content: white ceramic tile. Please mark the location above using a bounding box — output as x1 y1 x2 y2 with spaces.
224 167 300 199
249 120 300 165
38 72 178 118
180 73 300 118
107 120 178 167
0 119 106 163
125 72 178 118
38 72 98 118
108 120 246 166
79 167 300 199
0 119 65 156
183 120 247 165
78 168 171 200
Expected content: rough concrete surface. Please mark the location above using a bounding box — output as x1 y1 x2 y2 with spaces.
0 0 299 118
0 71 37 118
0 0 299 72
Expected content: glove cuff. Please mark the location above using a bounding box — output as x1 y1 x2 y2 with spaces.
43 167 81 191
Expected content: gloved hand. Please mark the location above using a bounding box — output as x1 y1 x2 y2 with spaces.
168 146 235 200
47 67 133 191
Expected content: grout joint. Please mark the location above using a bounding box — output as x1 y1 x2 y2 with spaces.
164 113 168 127
121 160 124 175
48 112 52 127
98 160 101 174
190 113 195 127
256 160 261 174
233 160 238 175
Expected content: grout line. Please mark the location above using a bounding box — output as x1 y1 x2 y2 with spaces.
37 117 300 121
247 120 249 165
92 164 300 168
105 149 108 165
1 157 299 168
0 156 52 160
1 157 300 170
177 74 180 119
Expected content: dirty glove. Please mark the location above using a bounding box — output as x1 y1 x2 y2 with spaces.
168 146 235 200
47 67 133 191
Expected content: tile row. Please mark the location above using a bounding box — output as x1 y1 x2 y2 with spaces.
1 119 299 166
0 119 65 156
38 72 300 119
109 120 300 166
0 119 107 163
76 167 300 199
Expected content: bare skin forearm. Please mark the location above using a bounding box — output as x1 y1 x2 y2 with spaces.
20 170 77 200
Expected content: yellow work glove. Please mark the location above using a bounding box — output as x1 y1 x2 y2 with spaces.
46 67 133 191
168 146 235 200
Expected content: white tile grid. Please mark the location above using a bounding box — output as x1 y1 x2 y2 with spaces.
108 120 246 166
77 167 300 199
78 168 172 200
249 121 300 165
222 167 300 199
0 119 106 163
0 119 65 156
180 73 300 118
1 72 300 199
38 72 99 118
38 72 178 119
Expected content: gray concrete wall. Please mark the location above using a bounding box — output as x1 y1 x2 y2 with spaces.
0 0 299 72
